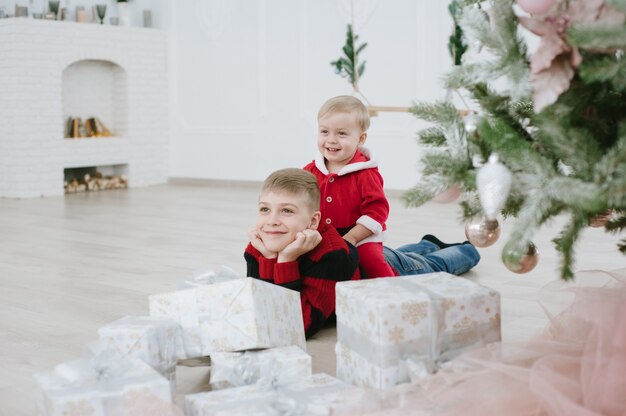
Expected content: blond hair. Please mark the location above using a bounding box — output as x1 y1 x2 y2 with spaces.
317 95 370 132
261 168 320 211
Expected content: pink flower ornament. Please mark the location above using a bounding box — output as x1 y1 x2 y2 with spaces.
518 0 624 111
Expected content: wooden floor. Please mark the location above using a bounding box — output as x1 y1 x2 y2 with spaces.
0 182 623 415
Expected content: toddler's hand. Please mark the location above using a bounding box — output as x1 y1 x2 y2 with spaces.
278 229 322 263
248 228 277 259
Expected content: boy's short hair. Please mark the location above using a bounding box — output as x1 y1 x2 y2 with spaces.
317 95 370 132
261 168 321 211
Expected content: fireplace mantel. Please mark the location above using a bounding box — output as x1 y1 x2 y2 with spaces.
0 18 169 198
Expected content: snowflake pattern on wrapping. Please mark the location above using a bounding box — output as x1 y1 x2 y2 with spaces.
60 400 96 416
388 326 405 343
335 274 502 389
401 302 428 325
120 387 178 416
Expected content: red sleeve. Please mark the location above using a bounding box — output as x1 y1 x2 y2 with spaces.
273 261 301 284
356 168 389 230
244 243 276 280
257 257 277 280
244 243 303 291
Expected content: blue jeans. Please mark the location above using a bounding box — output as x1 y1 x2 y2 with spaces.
383 239 480 276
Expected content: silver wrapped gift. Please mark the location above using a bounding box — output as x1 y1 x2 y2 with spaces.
149 277 306 360
185 373 370 416
176 265 241 290
209 345 312 390
335 272 501 389
33 345 175 415
97 316 180 394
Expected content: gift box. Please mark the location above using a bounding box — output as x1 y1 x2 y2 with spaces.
97 316 180 393
149 277 306 360
33 349 175 416
209 345 312 390
185 373 370 416
335 272 501 389
176 265 241 290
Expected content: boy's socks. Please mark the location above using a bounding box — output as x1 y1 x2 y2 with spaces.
421 234 469 249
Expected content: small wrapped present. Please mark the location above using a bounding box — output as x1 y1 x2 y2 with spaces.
185 373 370 416
335 272 501 389
33 345 176 416
97 316 180 394
176 265 241 290
209 345 312 390
149 277 306 360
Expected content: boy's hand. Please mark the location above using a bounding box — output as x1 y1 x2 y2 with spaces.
248 228 277 259
278 229 322 263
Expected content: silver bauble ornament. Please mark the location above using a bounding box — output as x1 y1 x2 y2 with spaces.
476 154 512 220
432 185 461 203
502 241 539 274
464 217 500 248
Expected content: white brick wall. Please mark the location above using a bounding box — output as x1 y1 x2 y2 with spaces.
0 18 168 198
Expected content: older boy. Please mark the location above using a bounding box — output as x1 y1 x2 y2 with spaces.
245 168 360 338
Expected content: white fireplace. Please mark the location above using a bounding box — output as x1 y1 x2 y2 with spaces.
0 18 169 198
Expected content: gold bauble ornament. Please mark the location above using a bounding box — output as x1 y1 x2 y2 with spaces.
502 241 539 274
464 218 500 248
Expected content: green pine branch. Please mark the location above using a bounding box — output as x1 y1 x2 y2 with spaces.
331 24 368 100
553 212 588 280
607 0 626 14
578 55 626 91
418 127 447 146
410 101 459 125
568 23 626 50
448 0 469 65
404 0 626 279
450 0 529 97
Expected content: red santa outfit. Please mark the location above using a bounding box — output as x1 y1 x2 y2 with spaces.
304 148 397 278
244 223 360 338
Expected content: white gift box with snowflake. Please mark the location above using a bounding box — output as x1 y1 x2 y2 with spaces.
335 272 501 389
185 372 371 416
97 316 181 394
149 277 306 360
209 345 312 390
33 350 174 416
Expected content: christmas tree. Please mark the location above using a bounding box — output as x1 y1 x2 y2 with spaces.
404 0 626 280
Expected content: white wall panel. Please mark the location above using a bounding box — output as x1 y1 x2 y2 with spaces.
168 0 452 190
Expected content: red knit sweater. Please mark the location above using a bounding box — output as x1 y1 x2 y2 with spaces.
244 223 360 338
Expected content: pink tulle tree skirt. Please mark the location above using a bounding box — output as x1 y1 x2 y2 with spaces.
362 269 626 416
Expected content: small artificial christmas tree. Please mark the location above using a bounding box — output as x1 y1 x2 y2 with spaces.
404 0 626 280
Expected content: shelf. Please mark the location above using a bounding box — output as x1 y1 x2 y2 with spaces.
367 106 411 117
